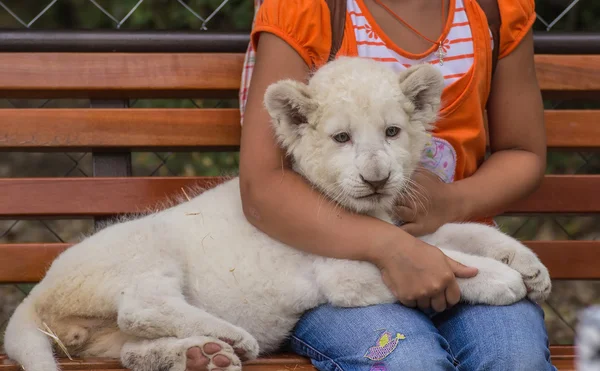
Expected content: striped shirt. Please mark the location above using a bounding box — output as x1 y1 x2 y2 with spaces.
348 0 491 86
240 0 494 119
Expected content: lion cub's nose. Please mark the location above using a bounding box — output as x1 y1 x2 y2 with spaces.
360 174 390 191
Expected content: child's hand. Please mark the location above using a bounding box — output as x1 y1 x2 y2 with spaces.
375 233 478 312
393 169 463 237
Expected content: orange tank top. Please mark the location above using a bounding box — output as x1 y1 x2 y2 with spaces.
244 0 535 223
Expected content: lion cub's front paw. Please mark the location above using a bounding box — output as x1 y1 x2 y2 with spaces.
503 250 552 303
457 256 527 306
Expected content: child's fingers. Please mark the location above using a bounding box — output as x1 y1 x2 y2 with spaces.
395 205 418 223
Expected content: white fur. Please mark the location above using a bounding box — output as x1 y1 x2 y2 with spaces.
4 57 551 371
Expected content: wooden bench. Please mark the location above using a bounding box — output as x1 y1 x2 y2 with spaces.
0 32 599 371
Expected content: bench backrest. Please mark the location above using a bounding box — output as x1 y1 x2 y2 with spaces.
0 44 598 294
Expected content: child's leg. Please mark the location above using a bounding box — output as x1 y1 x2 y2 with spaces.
434 299 557 371
290 303 458 371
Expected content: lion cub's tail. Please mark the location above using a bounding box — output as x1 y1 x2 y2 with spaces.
4 298 59 371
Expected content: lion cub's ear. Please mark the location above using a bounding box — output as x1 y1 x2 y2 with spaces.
264 79 318 147
398 63 444 127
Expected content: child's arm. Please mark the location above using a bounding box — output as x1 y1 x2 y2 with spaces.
397 29 545 236
239 32 477 313
453 28 546 219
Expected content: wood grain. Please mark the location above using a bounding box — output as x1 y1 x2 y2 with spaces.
0 175 596 217
544 110 600 149
0 243 69 283
0 109 597 150
0 348 574 370
528 241 600 280
505 175 600 214
535 55 600 93
0 53 244 98
0 53 597 98
1 240 598 283
0 177 215 217
0 109 241 151
0 353 312 370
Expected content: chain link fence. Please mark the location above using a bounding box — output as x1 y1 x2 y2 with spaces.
0 0 252 30
0 0 599 349
0 0 596 31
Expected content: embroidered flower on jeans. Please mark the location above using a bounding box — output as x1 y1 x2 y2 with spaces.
364 330 405 361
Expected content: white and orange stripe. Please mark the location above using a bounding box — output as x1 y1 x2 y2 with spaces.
348 0 486 86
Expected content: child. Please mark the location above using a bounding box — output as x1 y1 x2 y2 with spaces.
187 0 555 369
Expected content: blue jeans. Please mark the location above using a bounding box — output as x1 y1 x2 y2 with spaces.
290 299 556 371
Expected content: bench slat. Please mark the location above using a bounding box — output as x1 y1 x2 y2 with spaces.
0 53 243 98
0 175 596 217
0 346 577 370
0 177 206 217
0 109 597 150
545 110 600 149
0 109 241 151
528 241 600 280
506 175 600 214
0 354 314 370
0 243 68 283
1 241 598 283
0 54 597 98
535 54 600 93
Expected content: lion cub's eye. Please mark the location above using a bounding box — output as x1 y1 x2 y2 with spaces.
333 132 351 143
385 126 401 138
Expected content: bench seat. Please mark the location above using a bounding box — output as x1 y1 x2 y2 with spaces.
0 347 577 370
0 38 598 371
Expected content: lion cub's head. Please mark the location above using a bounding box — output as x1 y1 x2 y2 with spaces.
264 57 443 214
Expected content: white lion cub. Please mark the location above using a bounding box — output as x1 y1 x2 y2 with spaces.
4 57 550 371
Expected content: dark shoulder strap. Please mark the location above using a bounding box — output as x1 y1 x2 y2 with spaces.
324 0 347 62
476 0 501 78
